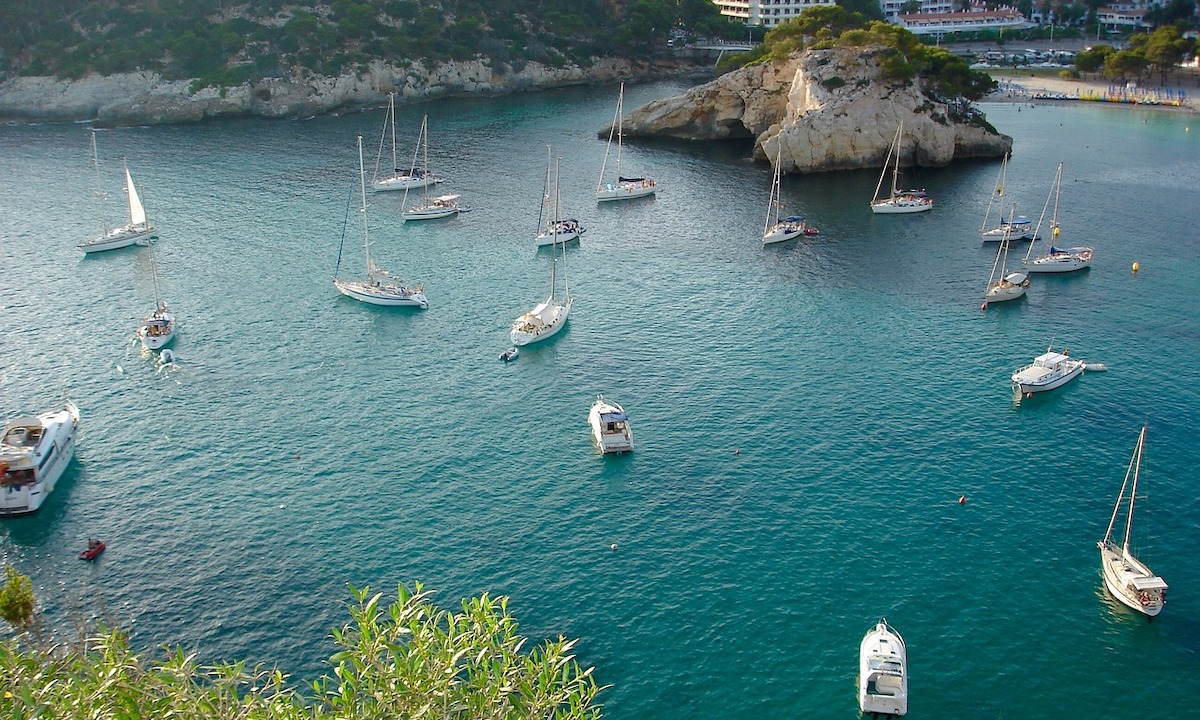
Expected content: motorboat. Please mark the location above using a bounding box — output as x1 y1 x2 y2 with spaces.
1011 348 1084 394
499 347 519 363
138 301 176 350
1 401 81 516
589 395 633 453
858 618 908 716
79 539 106 561
1098 426 1167 617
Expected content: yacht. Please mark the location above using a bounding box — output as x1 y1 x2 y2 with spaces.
588 396 633 453
858 618 908 716
1011 348 1084 394
138 301 176 350
982 215 1036 241
1 402 81 516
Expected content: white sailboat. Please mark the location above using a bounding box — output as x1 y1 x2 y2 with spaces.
981 204 1030 308
1024 162 1093 272
979 153 1035 241
1098 426 1167 618
870 121 932 214
334 135 428 308
512 160 572 346
762 146 818 244
78 131 156 253
371 94 443 192
858 619 908 716
596 83 656 202
535 146 583 247
401 115 459 221
137 249 176 350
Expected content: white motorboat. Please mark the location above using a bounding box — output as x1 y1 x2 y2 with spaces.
588 395 633 453
400 115 460 220
763 145 819 244
535 146 583 246
1098 426 1167 618
596 83 657 202
79 131 155 253
372 94 443 192
1011 347 1085 394
1024 162 1093 273
0 401 80 516
870 122 932 214
335 135 428 308
858 619 908 716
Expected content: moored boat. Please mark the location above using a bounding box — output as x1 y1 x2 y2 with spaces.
588 395 633 453
1011 347 1085 393
858 618 908 716
1 401 81 516
1098 426 1167 618
79 539 106 560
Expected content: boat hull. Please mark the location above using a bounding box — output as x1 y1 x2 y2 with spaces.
858 621 908 716
403 206 458 221
597 182 656 202
762 225 803 244
870 199 932 214
372 175 441 192
1098 543 1165 617
0 402 80 516
1027 248 1093 273
78 224 155 253
510 299 571 346
588 399 633 454
984 283 1027 303
1011 360 1084 393
140 328 176 350
334 279 428 308
535 230 580 247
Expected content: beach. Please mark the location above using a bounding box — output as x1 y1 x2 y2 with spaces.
985 69 1199 112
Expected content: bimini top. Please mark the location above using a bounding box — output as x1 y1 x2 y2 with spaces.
1034 351 1071 367
1002 216 1032 225
599 411 627 423
1131 576 1169 591
618 176 645 183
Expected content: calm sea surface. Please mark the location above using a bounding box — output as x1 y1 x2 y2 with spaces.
2 82 1198 718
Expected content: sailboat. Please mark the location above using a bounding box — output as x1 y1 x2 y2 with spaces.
137 248 175 350
79 131 156 253
596 83 656 202
512 155 572 346
981 204 1030 308
762 146 818 244
535 146 583 247
401 115 459 221
1098 425 1167 618
869 121 933 214
371 93 443 192
1024 162 1093 272
979 153 1035 241
334 135 428 308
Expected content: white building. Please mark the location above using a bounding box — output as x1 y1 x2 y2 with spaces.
880 0 955 21
893 7 1031 36
712 0 837 28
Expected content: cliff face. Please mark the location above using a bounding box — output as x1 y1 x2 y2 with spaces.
620 46 1011 174
0 58 687 126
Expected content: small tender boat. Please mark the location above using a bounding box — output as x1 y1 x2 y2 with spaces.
1011 347 1085 394
858 618 908 716
1 402 81 516
499 347 519 363
588 395 633 453
79 539 106 561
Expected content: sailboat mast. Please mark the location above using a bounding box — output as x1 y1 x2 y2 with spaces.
765 147 781 235
420 115 431 202
1051 161 1063 233
1103 428 1141 545
615 83 624 180
389 94 397 173
356 134 373 273
1024 164 1060 264
891 121 903 198
555 155 569 299
1122 426 1146 555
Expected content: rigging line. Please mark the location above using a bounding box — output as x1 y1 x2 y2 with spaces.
333 185 355 279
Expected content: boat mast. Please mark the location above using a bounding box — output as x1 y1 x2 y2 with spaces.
1025 163 1061 264
981 153 1007 233
765 146 782 234
1102 427 1141 547
871 125 900 205
387 93 398 174
1122 426 1146 558
1050 161 1063 237
891 121 904 199
537 145 551 236
614 83 624 181
556 155 569 300
356 134 374 275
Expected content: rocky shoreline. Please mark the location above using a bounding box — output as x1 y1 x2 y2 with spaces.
0 58 712 127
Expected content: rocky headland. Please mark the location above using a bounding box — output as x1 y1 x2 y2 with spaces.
0 58 703 126
618 46 1012 174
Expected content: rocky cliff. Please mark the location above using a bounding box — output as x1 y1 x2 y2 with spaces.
0 58 698 126
619 46 1011 174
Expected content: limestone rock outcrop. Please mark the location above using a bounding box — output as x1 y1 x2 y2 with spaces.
0 58 687 126
619 46 1011 174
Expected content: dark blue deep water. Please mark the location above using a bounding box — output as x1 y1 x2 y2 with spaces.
2 82 1198 717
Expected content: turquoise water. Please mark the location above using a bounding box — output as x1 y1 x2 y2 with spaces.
2 84 1199 717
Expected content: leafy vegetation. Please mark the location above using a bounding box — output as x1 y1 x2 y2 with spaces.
1075 26 1197 83
0 0 746 86
729 7 996 102
1 571 604 719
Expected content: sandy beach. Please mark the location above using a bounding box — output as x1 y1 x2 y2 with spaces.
984 70 1199 112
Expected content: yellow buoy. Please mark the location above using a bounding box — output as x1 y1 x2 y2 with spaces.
1132 262 1140 273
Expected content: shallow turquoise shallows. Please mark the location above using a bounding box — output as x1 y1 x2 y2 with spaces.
2 82 1198 718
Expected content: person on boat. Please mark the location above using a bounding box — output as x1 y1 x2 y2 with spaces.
87 538 98 549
